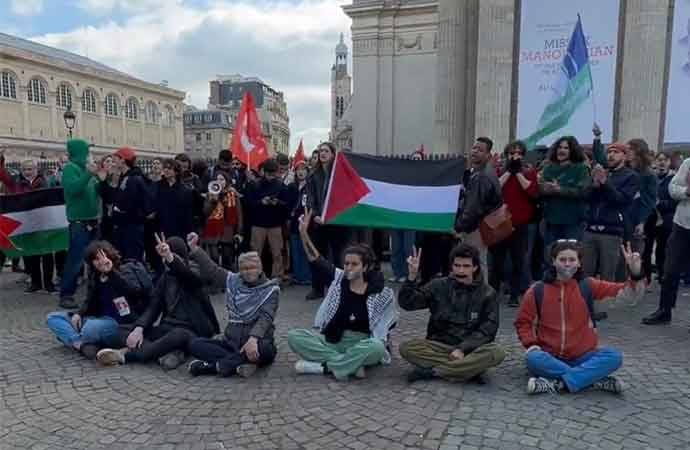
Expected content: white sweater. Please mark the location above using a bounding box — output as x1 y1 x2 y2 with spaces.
669 158 690 230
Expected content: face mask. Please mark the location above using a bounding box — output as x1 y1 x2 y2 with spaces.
344 270 363 281
555 264 578 280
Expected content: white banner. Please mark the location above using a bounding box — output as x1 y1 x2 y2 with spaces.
517 0 620 146
665 0 690 144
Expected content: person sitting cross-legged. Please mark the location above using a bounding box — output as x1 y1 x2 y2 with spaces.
287 208 399 381
515 240 645 395
398 244 506 383
186 233 280 378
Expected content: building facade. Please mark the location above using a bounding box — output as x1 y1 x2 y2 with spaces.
208 75 290 155
330 33 353 151
344 0 681 156
0 32 186 160
183 108 233 159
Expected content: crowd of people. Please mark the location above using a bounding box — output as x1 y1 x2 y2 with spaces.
0 126 688 395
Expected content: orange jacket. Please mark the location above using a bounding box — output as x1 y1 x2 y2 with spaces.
515 277 638 360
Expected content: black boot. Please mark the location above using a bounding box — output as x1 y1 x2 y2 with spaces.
642 308 672 325
407 367 435 383
188 360 218 376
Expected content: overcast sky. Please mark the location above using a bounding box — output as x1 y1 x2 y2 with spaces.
5 0 352 154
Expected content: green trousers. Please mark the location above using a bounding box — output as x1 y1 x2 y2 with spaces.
287 329 386 380
399 338 505 382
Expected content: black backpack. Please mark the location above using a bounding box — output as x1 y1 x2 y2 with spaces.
533 278 596 329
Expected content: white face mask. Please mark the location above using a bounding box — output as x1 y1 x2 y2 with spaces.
344 270 363 281
555 264 578 280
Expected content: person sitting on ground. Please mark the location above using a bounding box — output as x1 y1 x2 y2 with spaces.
398 244 505 383
185 233 279 378
287 208 399 381
515 240 644 395
96 234 220 370
46 241 150 359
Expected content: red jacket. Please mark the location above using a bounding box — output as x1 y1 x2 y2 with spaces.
0 158 46 193
499 167 538 226
515 277 639 360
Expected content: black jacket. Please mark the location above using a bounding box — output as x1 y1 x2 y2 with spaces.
180 173 205 229
102 167 153 225
155 180 194 239
657 173 678 230
585 166 639 236
134 257 220 338
246 177 290 228
455 165 503 233
287 181 308 234
399 276 499 354
78 270 148 322
306 166 331 216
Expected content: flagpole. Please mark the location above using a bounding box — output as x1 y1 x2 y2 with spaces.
579 14 599 127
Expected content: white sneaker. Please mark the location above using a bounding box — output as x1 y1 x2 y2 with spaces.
295 360 324 375
592 376 625 394
96 348 125 366
354 366 366 379
526 377 563 395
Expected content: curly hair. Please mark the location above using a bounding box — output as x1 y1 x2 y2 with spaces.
548 136 585 164
85 240 122 270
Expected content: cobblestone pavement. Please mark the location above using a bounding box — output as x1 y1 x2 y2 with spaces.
1 271 690 450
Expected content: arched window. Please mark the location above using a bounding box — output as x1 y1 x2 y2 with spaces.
105 93 119 116
82 89 97 113
56 84 72 109
145 101 158 124
125 97 138 120
28 78 47 104
1 71 17 99
163 105 175 127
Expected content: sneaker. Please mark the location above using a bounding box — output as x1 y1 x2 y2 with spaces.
407 367 435 383
294 360 324 375
592 376 624 394
96 348 125 366
59 297 79 309
526 377 564 395
305 290 324 301
24 285 42 294
158 350 186 371
354 366 366 379
188 360 218 377
236 363 257 378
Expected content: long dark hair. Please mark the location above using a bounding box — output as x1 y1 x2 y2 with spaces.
85 240 122 271
627 139 652 172
548 136 585 164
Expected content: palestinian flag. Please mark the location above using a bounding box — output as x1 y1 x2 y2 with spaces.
323 152 464 232
0 188 69 257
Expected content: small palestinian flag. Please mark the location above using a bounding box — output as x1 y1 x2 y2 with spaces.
323 152 464 232
0 188 69 257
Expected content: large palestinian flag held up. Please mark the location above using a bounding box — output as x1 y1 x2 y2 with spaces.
0 188 69 258
322 152 464 232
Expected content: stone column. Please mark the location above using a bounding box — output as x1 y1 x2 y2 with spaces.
616 0 671 148
474 0 515 150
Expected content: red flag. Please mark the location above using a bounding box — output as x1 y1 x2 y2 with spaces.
323 152 371 223
0 214 21 250
231 92 269 170
292 139 305 169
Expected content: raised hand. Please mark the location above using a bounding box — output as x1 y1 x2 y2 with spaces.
155 232 173 263
592 122 602 137
621 242 642 277
298 208 313 236
186 232 200 253
95 249 113 274
406 246 422 281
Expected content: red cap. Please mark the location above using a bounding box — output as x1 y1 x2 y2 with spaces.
114 147 136 162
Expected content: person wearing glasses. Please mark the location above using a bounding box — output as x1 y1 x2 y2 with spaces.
515 240 644 395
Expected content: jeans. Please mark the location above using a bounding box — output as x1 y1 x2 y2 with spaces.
391 230 416 279
112 223 145 262
188 336 276 377
46 311 119 347
543 222 584 264
526 347 622 393
659 224 690 311
489 224 529 298
60 222 99 299
289 233 312 284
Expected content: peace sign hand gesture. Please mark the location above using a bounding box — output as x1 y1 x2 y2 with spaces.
155 232 174 263
621 242 642 278
95 249 113 274
406 246 422 281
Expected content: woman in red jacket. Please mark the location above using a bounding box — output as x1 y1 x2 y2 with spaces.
515 240 644 395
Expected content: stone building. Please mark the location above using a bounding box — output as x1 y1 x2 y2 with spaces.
343 0 679 156
0 32 185 160
208 75 290 155
183 108 233 159
330 33 353 151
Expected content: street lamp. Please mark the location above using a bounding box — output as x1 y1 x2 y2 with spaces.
63 106 76 138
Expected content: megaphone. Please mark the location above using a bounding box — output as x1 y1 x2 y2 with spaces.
208 181 222 195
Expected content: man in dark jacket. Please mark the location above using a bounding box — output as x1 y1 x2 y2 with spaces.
96 235 220 370
582 143 639 287
399 244 505 383
174 153 205 232
455 137 503 280
155 159 194 240
101 147 152 261
246 159 290 280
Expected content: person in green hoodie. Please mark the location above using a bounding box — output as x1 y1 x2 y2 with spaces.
539 136 591 262
59 139 102 309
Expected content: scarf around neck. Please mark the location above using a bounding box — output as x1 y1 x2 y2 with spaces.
225 273 279 323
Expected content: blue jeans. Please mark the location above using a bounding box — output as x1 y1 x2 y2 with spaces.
391 230 416 279
46 311 119 347
526 347 622 393
113 223 145 262
60 222 99 299
289 233 312 284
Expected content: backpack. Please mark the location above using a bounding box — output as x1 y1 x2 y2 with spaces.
119 260 154 312
533 278 596 329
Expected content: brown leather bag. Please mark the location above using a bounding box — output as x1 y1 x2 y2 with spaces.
479 204 514 247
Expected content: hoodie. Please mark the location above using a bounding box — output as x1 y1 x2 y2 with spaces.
101 166 153 225
61 139 101 222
